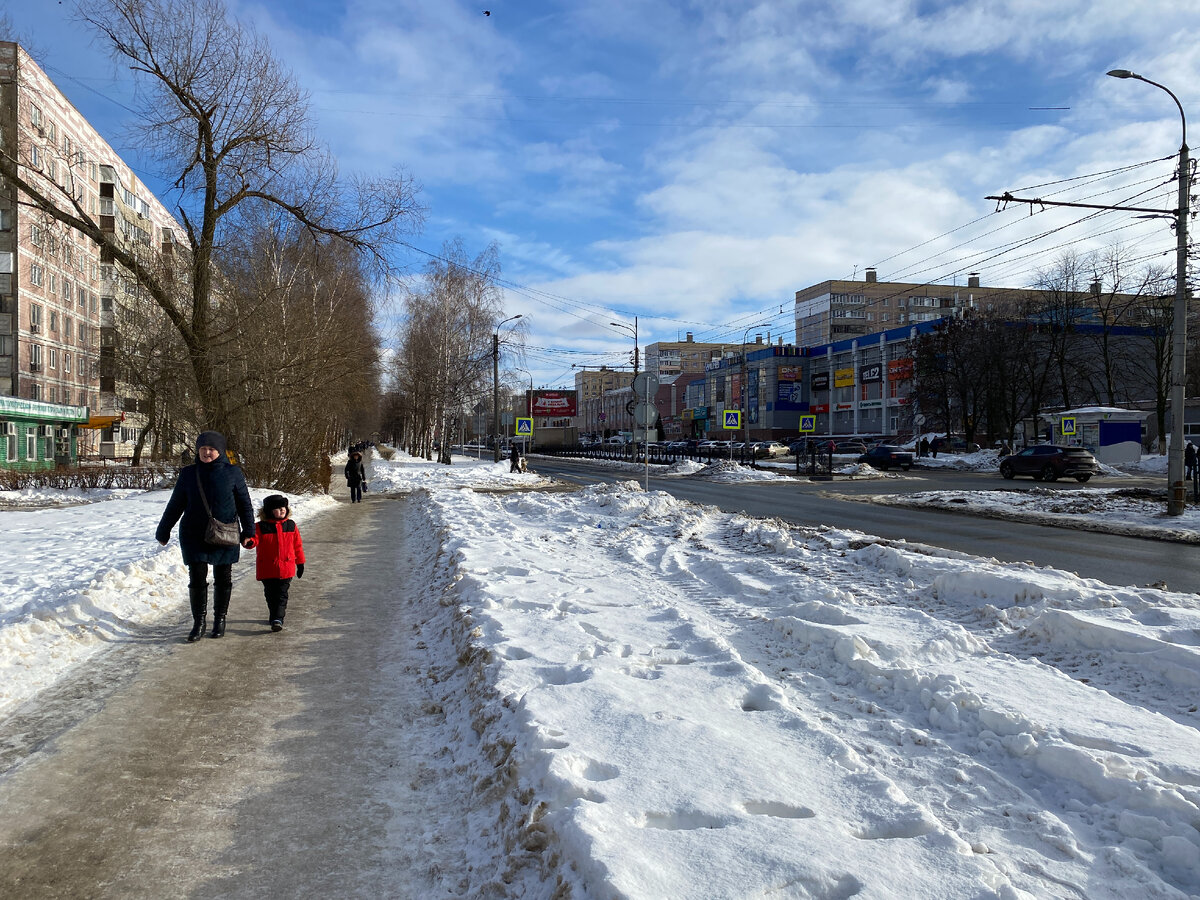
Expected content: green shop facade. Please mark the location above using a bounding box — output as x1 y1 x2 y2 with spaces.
0 396 88 470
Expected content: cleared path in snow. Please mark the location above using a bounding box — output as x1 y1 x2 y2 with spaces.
0 495 477 899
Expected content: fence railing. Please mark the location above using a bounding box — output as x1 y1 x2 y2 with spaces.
529 444 835 476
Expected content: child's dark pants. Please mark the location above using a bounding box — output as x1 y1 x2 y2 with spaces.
263 577 293 623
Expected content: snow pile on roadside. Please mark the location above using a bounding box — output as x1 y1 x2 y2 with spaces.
835 461 907 478
0 488 336 718
367 451 553 491
869 487 1200 543
688 460 788 482
422 480 1200 898
915 448 1002 471
0 486 149 508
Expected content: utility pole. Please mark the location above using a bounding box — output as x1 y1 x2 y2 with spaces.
989 67 1191 513
492 314 522 463
492 331 500 463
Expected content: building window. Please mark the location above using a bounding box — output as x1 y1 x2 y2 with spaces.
30 104 41 128
49 348 57 370
0 209 10 231
29 264 43 287
30 303 43 330
29 145 41 170
63 352 71 374
30 224 43 248
49 311 57 333
63 280 72 304
29 382 42 402
26 432 35 460
48 273 56 295
5 428 14 462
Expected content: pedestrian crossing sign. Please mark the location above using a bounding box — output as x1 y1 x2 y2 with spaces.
799 415 816 433
516 417 533 435
1061 417 1076 436
723 410 740 430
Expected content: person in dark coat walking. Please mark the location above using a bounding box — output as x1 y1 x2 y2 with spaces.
509 443 521 473
156 431 255 641
344 450 366 503
1186 441 1197 480
247 494 306 632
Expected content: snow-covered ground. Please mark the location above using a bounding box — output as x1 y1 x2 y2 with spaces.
4 451 1200 897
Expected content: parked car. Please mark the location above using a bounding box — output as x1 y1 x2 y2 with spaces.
858 444 915 471
998 445 1098 482
931 436 981 454
605 435 628 445
833 440 869 455
752 441 788 458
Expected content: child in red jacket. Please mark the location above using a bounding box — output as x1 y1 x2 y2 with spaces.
249 494 306 632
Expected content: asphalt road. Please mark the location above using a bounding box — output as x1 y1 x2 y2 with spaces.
528 456 1200 595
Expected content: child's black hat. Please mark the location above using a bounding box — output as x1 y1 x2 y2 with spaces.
262 494 290 512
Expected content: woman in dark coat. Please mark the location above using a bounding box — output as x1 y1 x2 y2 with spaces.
156 431 256 641
344 450 366 503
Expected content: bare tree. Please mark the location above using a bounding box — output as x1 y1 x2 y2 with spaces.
0 0 421 443
394 241 507 464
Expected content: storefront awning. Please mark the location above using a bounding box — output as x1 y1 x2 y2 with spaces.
79 414 124 430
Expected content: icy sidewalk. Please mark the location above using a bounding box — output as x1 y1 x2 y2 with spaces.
427 481 1200 899
0 488 337 718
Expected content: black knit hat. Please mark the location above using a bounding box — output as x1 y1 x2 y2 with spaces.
196 430 227 455
262 494 289 513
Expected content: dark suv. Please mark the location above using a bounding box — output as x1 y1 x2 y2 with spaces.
999 445 1098 482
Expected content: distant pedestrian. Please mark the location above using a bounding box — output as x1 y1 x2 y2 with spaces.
156 431 255 642
509 443 521 473
344 450 366 503
247 494 306 632
918 437 929 458
1186 442 1197 480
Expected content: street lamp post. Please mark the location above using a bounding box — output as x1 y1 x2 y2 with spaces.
517 367 535 452
1108 69 1190 513
736 323 773 461
493 314 523 462
611 317 638 439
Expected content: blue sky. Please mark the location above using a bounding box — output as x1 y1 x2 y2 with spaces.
7 1 1200 388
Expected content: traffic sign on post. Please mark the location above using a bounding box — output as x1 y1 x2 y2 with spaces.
723 410 740 430
799 414 815 433
515 418 533 435
633 372 660 398
1061 417 1076 437
634 402 657 427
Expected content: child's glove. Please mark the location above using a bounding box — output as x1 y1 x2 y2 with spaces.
296 564 304 579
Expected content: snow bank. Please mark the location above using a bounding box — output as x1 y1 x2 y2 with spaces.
415 472 1200 898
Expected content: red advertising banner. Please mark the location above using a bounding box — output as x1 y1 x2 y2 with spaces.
888 358 914 381
530 390 577 417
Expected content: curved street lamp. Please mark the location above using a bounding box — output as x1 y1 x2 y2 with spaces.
610 317 639 438
493 314 523 462
735 323 773 460
1108 69 1190 513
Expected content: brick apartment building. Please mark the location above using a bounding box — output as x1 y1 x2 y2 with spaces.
0 42 183 466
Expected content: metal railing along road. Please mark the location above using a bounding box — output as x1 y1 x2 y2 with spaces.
531 443 835 477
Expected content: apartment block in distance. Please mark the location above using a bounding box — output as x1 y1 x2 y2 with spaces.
794 268 1041 347
644 331 776 380
0 42 184 464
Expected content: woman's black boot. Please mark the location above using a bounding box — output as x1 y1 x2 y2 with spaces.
211 581 232 638
187 584 207 642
